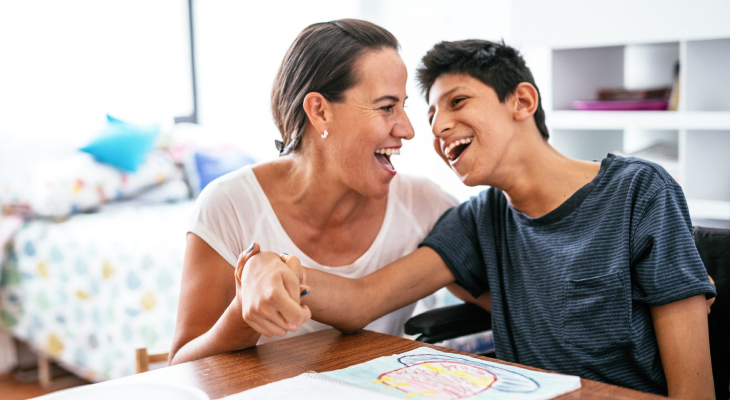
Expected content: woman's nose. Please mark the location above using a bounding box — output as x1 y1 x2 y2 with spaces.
392 110 415 140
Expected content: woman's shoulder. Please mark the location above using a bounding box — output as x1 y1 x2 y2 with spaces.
194 164 263 213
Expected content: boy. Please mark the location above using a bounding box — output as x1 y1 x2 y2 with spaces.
239 40 716 398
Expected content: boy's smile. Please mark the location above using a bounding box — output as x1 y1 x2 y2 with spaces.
442 136 473 162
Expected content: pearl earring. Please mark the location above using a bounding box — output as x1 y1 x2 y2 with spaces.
322 130 329 139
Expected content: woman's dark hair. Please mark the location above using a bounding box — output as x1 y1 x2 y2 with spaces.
417 40 549 140
272 19 399 155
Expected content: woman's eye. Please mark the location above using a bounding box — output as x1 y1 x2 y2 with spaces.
381 105 395 112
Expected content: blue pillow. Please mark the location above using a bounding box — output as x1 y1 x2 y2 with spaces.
80 116 159 172
185 148 256 196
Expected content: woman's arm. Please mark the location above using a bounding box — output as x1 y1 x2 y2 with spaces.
168 234 260 365
651 294 714 399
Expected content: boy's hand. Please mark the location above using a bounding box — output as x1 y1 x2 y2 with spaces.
235 244 311 338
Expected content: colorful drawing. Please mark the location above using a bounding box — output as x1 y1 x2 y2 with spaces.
369 353 539 399
373 361 497 399
323 347 580 400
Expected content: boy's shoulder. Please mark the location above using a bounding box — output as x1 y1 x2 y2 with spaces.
599 154 683 207
606 154 678 188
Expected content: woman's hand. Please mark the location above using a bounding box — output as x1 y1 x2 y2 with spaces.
236 243 311 338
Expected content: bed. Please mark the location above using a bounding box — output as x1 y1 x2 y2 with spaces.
0 200 194 381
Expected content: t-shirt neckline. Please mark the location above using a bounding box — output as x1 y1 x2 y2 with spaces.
245 166 394 270
510 154 616 226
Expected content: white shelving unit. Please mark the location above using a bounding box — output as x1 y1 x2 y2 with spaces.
545 37 730 220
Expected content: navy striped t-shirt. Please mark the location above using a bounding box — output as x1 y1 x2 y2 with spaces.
420 154 716 395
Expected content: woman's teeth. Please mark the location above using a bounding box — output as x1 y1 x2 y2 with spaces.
444 137 473 160
375 148 400 156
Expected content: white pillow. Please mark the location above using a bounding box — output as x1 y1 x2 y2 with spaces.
1 150 181 219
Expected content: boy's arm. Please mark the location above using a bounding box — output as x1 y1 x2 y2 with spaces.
305 247 456 331
240 246 456 334
446 284 492 312
651 294 714 400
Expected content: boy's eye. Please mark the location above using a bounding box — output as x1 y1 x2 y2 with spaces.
451 97 466 107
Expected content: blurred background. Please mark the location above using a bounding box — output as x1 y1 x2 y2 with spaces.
0 0 728 397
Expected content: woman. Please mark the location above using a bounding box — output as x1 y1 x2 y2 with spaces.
168 19 457 365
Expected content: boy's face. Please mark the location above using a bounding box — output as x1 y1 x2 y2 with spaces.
427 73 517 186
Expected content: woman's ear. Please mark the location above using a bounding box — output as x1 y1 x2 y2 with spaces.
512 82 539 122
302 92 329 134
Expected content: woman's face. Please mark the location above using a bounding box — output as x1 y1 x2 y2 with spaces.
324 49 414 200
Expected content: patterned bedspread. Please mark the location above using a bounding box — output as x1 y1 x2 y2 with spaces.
0 201 194 381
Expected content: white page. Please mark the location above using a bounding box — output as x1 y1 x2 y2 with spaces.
225 372 392 400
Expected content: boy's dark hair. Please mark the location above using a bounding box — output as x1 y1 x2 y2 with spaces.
272 19 399 155
417 40 549 140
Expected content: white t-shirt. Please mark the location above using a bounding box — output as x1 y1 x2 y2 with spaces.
188 165 458 344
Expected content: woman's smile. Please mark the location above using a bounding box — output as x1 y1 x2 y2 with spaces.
374 146 401 176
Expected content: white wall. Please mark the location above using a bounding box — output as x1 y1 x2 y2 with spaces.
512 0 730 48
193 0 360 161
0 0 191 178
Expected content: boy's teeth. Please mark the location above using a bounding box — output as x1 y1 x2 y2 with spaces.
444 137 473 160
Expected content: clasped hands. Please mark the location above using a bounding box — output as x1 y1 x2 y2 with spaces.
234 243 312 338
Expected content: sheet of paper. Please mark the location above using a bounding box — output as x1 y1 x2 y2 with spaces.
225 372 392 399
322 347 581 400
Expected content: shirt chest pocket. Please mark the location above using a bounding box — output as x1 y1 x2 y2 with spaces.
562 271 630 351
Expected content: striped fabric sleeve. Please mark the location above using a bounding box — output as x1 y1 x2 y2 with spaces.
419 199 489 298
630 184 717 306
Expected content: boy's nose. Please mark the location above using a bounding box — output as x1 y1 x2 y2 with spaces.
431 110 452 138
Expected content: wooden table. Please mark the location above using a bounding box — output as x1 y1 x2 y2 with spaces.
114 329 663 399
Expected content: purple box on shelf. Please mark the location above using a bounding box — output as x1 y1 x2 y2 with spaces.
572 99 669 111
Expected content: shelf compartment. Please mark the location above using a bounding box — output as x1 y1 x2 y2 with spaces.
684 130 730 203
552 46 624 111
685 38 730 111
552 43 679 111
687 199 730 221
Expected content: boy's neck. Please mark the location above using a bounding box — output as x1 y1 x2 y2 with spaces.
493 137 602 219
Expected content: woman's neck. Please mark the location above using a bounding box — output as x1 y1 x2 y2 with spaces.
256 152 377 231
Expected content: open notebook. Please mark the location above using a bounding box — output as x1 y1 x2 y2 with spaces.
229 347 581 400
